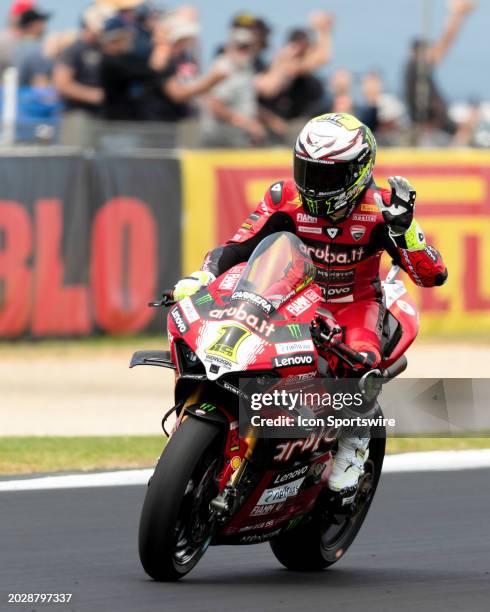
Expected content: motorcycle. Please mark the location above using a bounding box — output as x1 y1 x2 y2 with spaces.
132 231 417 581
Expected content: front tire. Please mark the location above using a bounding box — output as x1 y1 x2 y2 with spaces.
270 434 385 571
138 416 222 581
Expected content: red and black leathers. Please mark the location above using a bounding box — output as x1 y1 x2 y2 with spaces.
201 178 447 366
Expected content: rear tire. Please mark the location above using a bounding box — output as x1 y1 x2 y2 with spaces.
138 416 222 581
270 434 385 571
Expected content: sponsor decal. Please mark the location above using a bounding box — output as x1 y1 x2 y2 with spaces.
298 225 322 235
360 203 378 213
286 371 317 382
286 295 312 316
195 292 213 305
222 380 250 401
300 242 365 265
350 225 366 241
274 432 334 462
276 339 314 355
325 285 353 298
297 213 318 223
256 477 305 506
286 516 303 531
239 520 275 533
231 456 242 470
219 272 242 292
205 323 251 363
383 281 406 308
285 288 321 316
315 268 355 283
304 288 322 303
170 306 188 334
196 403 217 416
249 213 261 221
397 299 416 316
287 323 302 339
210 302 276 337
239 528 282 544
352 213 377 223
204 354 232 369
241 222 253 230
180 296 199 323
231 290 273 314
200 402 216 412
325 227 340 239
250 503 277 517
272 353 315 368
272 465 309 485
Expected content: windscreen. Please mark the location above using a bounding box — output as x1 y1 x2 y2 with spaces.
234 232 316 309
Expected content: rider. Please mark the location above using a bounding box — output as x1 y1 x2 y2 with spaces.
173 112 448 498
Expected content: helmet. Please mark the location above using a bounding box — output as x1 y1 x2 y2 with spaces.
294 113 376 221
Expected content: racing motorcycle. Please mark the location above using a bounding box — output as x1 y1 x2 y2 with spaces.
133 232 417 581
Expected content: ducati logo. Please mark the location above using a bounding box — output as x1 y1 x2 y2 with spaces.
350 225 366 241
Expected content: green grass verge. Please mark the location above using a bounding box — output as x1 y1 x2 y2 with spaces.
1 436 490 476
0 436 167 476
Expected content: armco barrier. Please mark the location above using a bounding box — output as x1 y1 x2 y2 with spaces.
0 150 181 338
182 148 490 337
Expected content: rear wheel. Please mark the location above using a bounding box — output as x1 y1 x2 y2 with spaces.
270 434 385 571
138 416 222 581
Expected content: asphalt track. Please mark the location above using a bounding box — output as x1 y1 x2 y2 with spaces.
1 470 490 612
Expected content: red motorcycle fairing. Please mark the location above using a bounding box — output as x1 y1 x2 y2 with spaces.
165 233 418 544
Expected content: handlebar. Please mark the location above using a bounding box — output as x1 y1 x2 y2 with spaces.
148 290 175 308
315 331 377 370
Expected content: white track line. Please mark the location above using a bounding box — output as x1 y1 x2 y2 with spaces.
1 449 490 492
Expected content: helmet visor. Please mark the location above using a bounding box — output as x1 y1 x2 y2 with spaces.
294 155 359 196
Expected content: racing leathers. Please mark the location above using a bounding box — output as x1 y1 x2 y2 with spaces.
200 178 448 368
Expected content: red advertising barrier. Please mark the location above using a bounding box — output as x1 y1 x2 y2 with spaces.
0 153 181 338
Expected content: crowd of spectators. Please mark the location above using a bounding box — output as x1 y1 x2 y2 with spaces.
0 0 487 147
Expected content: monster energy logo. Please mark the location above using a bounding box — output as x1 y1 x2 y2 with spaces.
287 324 302 339
200 403 216 413
196 293 213 305
286 515 303 531
305 196 319 215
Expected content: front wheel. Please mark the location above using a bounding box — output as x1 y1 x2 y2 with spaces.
270 433 385 571
138 416 222 581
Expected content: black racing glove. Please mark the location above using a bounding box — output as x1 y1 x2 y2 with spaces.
374 176 416 236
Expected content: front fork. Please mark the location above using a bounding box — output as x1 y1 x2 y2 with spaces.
210 425 258 519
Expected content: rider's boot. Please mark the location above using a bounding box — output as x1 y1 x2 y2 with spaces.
328 435 370 504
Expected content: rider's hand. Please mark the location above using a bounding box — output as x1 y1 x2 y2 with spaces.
310 312 342 348
374 176 416 236
173 271 215 301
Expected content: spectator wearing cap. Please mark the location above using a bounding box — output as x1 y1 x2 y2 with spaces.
99 14 148 120
200 27 266 147
0 1 35 77
54 4 115 116
142 15 227 122
12 5 52 87
230 12 271 73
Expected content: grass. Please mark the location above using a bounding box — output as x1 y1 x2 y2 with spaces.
0 436 167 476
1 435 490 477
